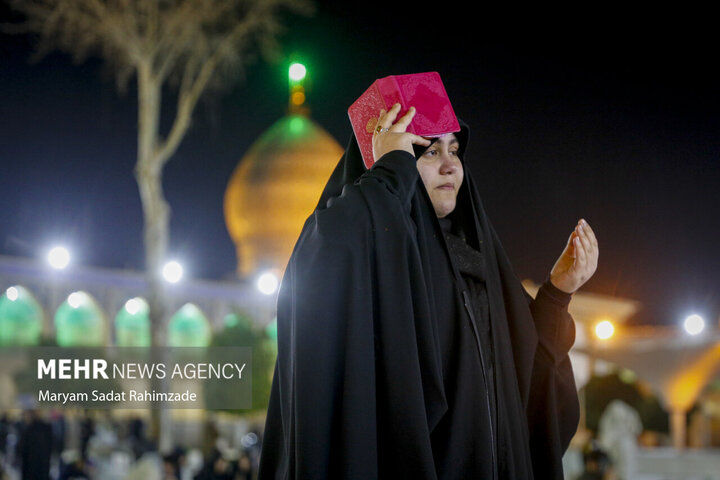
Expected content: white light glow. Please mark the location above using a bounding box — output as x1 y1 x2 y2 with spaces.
595 320 615 340
684 314 705 335
67 291 86 309
257 272 279 295
289 63 306 82
47 246 70 270
162 261 183 283
6 287 19 302
124 297 147 315
241 432 258 448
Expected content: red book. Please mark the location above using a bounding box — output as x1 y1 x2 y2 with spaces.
348 72 460 169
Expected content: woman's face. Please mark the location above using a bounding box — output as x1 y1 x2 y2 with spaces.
416 133 464 218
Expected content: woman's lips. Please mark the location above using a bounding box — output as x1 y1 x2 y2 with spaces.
437 183 455 190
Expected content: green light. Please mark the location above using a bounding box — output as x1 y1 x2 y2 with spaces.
289 116 305 134
0 285 43 346
55 291 105 347
115 297 150 347
168 303 210 347
266 319 277 341
619 368 638 384
224 313 239 328
289 63 306 82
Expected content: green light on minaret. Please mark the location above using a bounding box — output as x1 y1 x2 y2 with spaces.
289 62 307 83
288 62 308 113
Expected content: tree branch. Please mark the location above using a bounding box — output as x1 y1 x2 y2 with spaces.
153 1 280 166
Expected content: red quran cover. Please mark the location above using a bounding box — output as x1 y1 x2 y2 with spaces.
348 72 460 169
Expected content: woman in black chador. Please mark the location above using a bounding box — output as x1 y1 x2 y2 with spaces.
259 104 599 479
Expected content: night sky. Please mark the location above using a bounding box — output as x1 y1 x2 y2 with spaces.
1 3 718 326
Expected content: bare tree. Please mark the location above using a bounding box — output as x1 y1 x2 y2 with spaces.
4 0 312 346
5 0 311 444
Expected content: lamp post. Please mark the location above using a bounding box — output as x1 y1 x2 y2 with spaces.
46 245 71 337
667 314 708 450
581 318 616 433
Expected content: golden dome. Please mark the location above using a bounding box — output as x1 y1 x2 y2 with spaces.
224 114 344 277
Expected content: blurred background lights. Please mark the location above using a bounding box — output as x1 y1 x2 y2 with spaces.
683 314 705 335
595 320 615 340
47 246 70 269
67 291 87 309
619 368 638 384
241 432 258 448
288 62 306 82
290 90 306 106
257 272 279 295
5 287 19 302
124 297 147 315
163 260 183 283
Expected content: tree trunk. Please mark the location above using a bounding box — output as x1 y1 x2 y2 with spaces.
135 60 171 448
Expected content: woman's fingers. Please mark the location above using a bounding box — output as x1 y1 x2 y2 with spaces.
574 235 587 268
581 220 598 251
408 133 431 147
372 104 428 158
576 223 591 255
578 220 598 267
376 103 402 131
390 106 416 132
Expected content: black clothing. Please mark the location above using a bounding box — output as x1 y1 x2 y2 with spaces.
258 124 579 479
18 417 52 480
58 462 90 480
432 217 496 479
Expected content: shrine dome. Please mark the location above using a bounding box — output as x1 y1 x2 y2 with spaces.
224 66 343 278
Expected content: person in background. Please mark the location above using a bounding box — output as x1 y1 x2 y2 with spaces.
17 410 52 480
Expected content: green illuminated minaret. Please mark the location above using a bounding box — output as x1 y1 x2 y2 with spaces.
288 62 308 115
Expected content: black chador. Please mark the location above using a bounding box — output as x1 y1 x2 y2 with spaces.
259 124 579 479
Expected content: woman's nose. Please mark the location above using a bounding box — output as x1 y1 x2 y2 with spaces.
439 155 458 174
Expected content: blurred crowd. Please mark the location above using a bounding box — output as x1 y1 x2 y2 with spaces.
0 410 261 480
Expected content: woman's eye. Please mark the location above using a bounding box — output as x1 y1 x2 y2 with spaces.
424 150 437 157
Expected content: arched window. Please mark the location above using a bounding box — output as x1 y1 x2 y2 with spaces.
168 303 210 347
0 285 43 346
54 291 105 346
115 297 151 347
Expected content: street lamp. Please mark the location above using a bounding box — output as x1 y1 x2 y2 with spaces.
257 271 279 295
47 246 70 270
683 314 705 335
162 260 184 283
595 320 615 340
